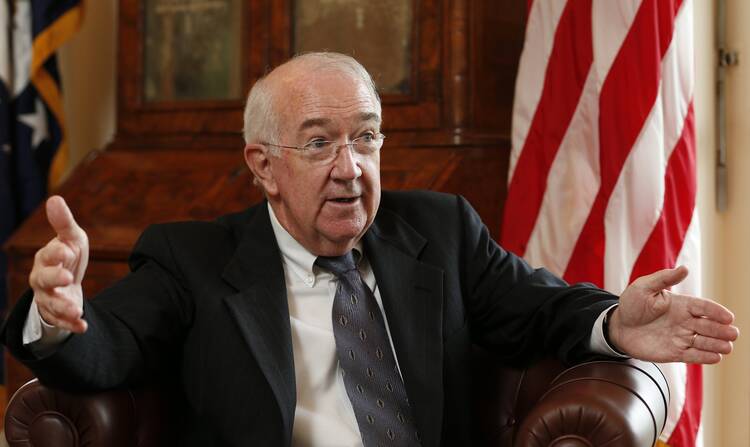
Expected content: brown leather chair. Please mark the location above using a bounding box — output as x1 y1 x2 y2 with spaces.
4 352 668 446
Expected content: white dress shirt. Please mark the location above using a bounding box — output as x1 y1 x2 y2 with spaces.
22 203 624 447
267 204 402 447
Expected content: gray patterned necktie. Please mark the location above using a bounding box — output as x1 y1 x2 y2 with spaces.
315 252 421 447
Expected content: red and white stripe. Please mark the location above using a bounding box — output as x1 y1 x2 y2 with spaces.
502 1 700 445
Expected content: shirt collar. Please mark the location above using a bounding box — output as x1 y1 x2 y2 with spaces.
267 203 363 286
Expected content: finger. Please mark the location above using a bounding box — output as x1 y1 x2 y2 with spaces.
46 196 85 245
690 316 740 341
639 265 689 293
39 310 88 334
37 291 81 319
30 265 74 290
49 293 83 320
687 297 736 325
691 335 734 355
37 240 77 267
38 297 86 332
41 302 82 325
681 349 722 365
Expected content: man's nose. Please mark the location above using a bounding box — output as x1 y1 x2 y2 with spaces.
330 144 362 180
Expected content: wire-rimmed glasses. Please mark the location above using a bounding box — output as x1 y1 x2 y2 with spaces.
263 133 385 165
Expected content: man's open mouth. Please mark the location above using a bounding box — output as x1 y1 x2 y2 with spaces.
330 197 359 203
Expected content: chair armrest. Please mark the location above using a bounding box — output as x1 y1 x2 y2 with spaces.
4 379 170 447
514 359 669 447
6 359 669 447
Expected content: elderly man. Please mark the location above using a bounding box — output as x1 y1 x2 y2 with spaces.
2 52 738 447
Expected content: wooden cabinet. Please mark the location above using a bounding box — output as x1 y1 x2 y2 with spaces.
4 0 525 396
114 0 525 149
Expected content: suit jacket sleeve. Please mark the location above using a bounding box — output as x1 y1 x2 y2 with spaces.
454 195 618 365
2 224 195 391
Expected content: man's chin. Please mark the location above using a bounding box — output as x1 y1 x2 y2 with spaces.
314 223 369 255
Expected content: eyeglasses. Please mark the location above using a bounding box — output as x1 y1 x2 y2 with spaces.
263 132 386 165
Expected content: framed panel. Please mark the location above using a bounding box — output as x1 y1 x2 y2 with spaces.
116 0 270 144
293 0 415 96
143 0 243 102
285 0 442 133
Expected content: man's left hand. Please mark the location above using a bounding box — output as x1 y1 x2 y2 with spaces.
608 266 739 364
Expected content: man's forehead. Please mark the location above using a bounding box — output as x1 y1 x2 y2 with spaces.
282 81 381 131
294 74 375 104
264 60 381 131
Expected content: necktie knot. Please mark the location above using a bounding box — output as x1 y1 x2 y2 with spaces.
315 251 358 277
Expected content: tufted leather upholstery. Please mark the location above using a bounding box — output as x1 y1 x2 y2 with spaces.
4 352 668 446
5 382 171 446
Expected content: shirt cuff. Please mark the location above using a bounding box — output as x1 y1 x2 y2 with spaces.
22 298 72 349
589 304 629 358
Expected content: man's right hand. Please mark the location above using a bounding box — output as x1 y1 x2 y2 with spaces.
28 196 89 333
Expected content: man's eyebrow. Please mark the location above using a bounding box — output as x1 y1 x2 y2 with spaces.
359 112 381 123
299 118 332 131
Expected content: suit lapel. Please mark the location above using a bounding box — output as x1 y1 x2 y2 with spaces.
221 203 296 446
365 209 445 447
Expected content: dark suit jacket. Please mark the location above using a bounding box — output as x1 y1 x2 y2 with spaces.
3 190 617 446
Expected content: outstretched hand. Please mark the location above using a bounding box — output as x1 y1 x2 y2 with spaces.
608 266 739 364
28 196 89 333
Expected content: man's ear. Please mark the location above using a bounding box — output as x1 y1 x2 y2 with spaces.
244 143 279 196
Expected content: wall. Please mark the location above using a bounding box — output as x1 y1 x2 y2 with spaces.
713 0 750 445
693 0 720 444
672 1 748 445
57 0 117 178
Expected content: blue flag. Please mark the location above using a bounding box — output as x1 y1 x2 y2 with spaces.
1 3 12 359
1 0 82 381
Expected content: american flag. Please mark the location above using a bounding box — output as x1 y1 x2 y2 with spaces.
0 0 83 371
502 0 700 445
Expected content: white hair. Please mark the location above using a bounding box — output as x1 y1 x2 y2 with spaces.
242 52 381 148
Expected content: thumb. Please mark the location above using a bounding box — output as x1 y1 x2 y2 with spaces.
639 265 689 293
46 196 85 245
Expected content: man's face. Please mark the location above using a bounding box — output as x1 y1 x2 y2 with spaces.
263 70 382 256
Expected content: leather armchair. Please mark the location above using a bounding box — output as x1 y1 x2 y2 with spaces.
4 352 668 446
